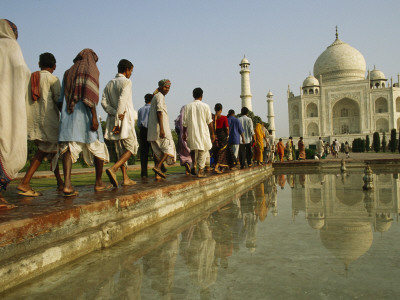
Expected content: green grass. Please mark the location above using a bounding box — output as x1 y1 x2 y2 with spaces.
11 165 185 192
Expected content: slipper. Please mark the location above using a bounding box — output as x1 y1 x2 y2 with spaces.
106 168 118 187
191 168 197 176
18 190 42 197
95 184 113 192
152 167 166 179
121 180 137 186
161 163 167 173
63 190 79 197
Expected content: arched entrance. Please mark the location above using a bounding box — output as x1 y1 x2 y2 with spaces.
332 98 360 134
307 122 319 136
376 118 389 133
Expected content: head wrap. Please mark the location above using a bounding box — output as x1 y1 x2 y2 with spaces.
63 48 100 113
158 79 171 88
5 19 17 39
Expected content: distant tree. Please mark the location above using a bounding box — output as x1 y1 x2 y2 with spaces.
373 132 380 153
237 110 267 128
365 135 370 152
382 132 387 152
390 129 397 152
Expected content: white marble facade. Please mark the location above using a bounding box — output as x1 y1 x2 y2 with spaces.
287 29 400 144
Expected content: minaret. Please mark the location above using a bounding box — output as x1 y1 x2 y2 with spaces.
267 91 276 139
239 56 253 111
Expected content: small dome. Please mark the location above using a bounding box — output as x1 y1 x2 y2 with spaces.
240 57 249 65
314 37 366 83
303 75 319 87
267 91 273 97
307 217 325 230
370 68 386 81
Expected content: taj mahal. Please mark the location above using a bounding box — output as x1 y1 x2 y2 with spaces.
286 28 400 144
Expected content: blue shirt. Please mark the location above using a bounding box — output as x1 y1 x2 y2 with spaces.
137 103 151 128
228 115 244 145
58 80 105 144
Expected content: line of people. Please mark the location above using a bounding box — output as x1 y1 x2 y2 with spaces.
0 19 273 210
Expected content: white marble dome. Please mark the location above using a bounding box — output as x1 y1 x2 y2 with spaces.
370 68 386 80
313 38 366 83
303 75 319 87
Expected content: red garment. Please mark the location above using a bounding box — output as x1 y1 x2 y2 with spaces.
30 71 41 101
215 115 229 129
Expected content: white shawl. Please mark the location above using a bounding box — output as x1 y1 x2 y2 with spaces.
0 20 30 182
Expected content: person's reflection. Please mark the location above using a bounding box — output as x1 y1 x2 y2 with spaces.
143 236 179 299
288 174 295 189
211 202 238 268
94 260 143 299
239 189 258 253
255 183 268 221
180 219 218 297
277 174 286 189
299 174 306 188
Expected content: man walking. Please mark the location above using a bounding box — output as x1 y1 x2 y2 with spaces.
183 88 215 177
147 79 176 179
227 109 245 163
137 93 152 178
238 107 255 168
102 59 138 187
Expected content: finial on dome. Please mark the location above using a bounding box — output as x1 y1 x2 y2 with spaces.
373 64 376 70
335 26 338 40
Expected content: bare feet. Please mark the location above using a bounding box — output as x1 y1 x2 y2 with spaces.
56 183 65 192
16 183 32 193
197 169 207 178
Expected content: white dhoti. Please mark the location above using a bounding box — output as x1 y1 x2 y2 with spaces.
59 140 110 166
114 134 139 168
151 138 176 165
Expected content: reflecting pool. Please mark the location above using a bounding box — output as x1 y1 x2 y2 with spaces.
3 172 400 299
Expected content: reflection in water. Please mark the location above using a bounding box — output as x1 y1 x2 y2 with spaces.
143 236 179 299
289 172 400 270
3 172 400 299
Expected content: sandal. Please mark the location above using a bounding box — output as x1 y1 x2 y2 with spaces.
63 190 79 197
18 189 42 197
106 168 118 187
152 167 166 179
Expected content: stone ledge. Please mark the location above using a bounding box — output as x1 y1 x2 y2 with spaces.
0 165 273 293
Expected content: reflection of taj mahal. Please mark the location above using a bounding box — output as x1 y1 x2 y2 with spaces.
287 28 400 143
290 172 400 268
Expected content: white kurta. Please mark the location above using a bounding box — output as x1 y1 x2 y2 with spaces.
26 70 61 144
147 92 173 141
101 74 138 142
183 100 213 151
0 20 30 186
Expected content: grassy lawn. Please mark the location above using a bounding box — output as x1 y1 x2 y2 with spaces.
11 165 185 192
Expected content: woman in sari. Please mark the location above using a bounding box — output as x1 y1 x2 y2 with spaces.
252 123 264 165
0 20 30 209
175 105 192 174
276 138 285 162
298 137 306 160
212 103 234 173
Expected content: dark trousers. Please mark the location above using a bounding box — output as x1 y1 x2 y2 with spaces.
139 127 151 177
239 143 252 168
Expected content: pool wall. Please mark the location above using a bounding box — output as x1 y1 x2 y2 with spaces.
0 165 272 293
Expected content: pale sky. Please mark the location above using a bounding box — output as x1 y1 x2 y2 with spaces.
4 0 400 137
